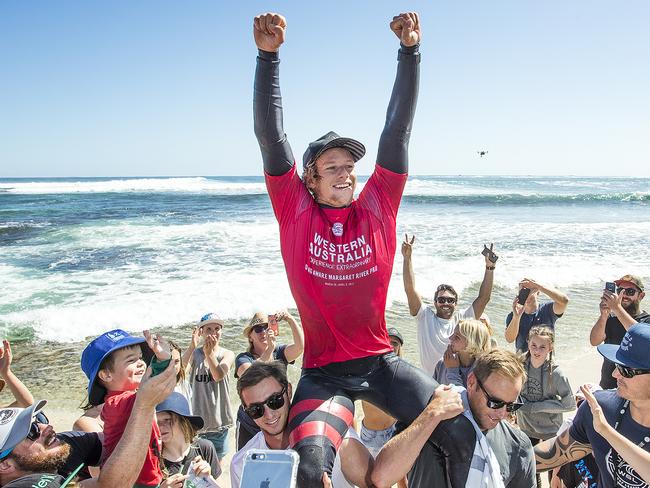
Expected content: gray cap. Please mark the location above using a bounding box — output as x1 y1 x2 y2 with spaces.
0 400 47 454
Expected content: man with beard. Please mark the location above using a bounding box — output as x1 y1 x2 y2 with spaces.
402 235 497 374
535 323 650 488
0 361 176 487
590 275 650 389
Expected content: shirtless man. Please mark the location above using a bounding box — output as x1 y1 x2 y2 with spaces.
253 11 474 487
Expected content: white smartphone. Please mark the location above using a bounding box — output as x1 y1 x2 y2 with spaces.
240 449 299 488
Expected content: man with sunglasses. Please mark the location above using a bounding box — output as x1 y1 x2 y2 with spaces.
589 274 650 389
0 401 102 487
371 349 536 488
230 361 374 488
402 234 497 374
535 323 650 488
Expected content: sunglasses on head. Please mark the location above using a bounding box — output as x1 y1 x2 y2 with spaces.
244 386 287 420
616 287 639 297
252 324 269 334
436 296 457 304
615 363 650 379
476 378 523 412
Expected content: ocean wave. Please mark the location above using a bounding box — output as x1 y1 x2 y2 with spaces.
402 191 650 205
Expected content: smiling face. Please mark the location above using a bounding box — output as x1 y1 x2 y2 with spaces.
434 290 458 319
307 148 357 207
467 371 523 431
528 335 552 367
249 325 270 354
99 345 147 392
618 282 645 314
241 377 291 438
5 423 71 474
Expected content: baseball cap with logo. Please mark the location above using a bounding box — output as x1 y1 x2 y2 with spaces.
597 323 650 370
302 131 366 169
614 274 644 292
198 313 224 329
0 400 47 456
81 329 148 405
387 327 404 345
243 312 269 337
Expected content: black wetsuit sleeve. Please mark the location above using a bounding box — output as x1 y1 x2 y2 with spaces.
253 49 295 176
376 44 420 174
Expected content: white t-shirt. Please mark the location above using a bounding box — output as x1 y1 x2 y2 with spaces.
416 303 475 375
230 429 358 488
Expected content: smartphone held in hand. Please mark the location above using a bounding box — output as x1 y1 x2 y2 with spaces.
605 282 616 293
268 315 279 335
241 449 299 488
517 287 531 305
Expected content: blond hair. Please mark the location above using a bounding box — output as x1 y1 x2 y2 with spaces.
457 319 492 358
472 348 526 384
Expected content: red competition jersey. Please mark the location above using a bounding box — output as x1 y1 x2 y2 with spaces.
100 390 163 487
266 164 407 367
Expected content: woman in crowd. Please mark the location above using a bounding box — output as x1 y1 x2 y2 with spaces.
234 310 304 449
156 392 221 487
433 319 492 387
169 341 192 406
517 325 576 488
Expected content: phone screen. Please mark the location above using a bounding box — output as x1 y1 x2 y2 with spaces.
268 315 279 335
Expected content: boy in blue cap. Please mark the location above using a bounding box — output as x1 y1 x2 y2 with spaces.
81 329 172 488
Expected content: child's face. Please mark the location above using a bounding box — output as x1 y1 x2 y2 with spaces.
104 345 147 391
200 323 223 340
528 336 552 363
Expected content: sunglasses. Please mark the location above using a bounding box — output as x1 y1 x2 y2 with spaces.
243 386 287 420
476 378 523 413
252 324 269 334
0 412 49 460
616 287 640 297
436 296 457 304
615 363 650 379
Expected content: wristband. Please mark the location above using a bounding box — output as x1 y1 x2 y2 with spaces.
486 266 496 270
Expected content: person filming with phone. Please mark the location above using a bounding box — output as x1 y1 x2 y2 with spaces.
505 278 569 353
234 311 304 449
402 235 498 374
589 275 650 389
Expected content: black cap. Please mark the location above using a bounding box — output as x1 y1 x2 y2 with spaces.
387 327 404 345
302 131 366 169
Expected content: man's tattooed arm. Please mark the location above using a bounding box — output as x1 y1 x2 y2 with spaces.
535 429 593 472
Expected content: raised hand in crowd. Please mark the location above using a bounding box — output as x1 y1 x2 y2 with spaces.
253 12 286 52
143 329 172 361
0 339 34 407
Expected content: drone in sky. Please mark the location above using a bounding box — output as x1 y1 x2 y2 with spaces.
477 150 488 157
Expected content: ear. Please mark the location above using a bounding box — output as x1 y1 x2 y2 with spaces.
0 457 15 474
466 372 477 390
97 368 112 384
287 382 293 401
639 291 645 301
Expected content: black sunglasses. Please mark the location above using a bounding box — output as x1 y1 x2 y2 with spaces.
476 378 523 412
436 296 457 304
252 324 269 334
615 363 650 379
616 287 639 297
27 412 50 441
244 386 287 419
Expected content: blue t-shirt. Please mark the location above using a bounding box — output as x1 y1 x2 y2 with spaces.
570 390 650 488
506 301 561 352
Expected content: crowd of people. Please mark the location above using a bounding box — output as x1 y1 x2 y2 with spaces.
1 9 649 488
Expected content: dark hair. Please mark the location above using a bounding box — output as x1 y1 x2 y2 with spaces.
169 341 185 383
434 284 458 301
237 361 288 406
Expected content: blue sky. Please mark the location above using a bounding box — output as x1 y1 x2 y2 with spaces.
1 1 649 177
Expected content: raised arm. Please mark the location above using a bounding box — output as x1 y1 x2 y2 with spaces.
471 244 497 317
253 12 294 176
80 362 177 488
505 296 524 344
401 234 423 316
376 13 421 174
521 279 569 316
278 310 304 362
0 340 34 407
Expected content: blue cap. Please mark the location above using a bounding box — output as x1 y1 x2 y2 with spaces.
81 329 147 405
156 392 204 430
598 323 650 370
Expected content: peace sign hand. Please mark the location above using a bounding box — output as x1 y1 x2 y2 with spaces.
402 233 416 259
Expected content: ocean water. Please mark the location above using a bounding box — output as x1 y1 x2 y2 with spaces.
1 175 650 398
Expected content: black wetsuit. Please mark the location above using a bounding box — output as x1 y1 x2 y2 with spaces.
254 45 476 488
